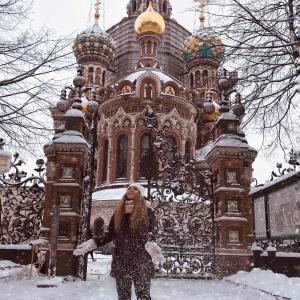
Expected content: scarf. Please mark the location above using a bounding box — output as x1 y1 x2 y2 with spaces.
124 200 134 214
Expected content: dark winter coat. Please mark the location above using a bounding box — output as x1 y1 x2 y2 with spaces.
93 207 155 278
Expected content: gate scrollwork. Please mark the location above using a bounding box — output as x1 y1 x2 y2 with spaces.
0 150 45 245
142 107 215 279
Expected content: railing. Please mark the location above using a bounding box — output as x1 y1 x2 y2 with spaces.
0 152 45 245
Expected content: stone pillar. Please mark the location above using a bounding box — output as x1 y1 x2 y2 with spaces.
251 241 263 268
43 110 89 277
267 241 277 272
204 79 257 277
129 125 137 182
107 125 113 184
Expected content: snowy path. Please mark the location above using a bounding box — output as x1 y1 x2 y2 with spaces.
0 255 299 300
0 269 276 300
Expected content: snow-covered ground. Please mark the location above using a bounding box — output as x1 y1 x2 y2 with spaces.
0 255 300 300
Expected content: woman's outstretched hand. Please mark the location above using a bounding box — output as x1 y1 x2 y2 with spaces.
73 239 97 256
145 241 164 262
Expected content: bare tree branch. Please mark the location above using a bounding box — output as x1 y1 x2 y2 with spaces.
206 0 300 155
0 0 76 155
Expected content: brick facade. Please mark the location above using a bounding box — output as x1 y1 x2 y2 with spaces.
44 1 257 278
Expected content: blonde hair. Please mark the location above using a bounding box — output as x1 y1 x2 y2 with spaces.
114 192 148 234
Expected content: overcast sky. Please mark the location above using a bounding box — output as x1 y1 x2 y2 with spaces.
27 0 292 184
30 0 198 35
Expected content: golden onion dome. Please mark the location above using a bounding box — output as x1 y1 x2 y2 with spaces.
135 1 165 35
182 27 224 63
81 96 92 119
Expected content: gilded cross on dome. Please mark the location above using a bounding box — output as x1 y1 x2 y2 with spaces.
94 0 101 25
95 0 101 12
193 0 210 28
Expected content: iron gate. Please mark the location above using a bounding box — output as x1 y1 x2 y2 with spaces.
0 150 45 245
142 107 215 279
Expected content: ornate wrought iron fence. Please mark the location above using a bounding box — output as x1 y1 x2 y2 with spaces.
0 151 45 245
255 239 300 253
141 107 215 279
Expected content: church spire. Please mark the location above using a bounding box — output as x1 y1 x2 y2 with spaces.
194 0 210 28
94 0 101 25
135 1 165 69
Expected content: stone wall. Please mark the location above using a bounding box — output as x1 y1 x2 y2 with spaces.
0 246 32 265
215 253 252 278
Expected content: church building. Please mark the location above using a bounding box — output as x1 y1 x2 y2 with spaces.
42 0 257 278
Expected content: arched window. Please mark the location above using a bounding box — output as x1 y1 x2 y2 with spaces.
163 0 167 13
102 139 109 182
139 133 150 179
88 67 94 84
95 68 101 85
144 82 153 100
132 0 136 12
190 73 194 88
203 70 208 85
102 70 106 86
153 42 157 56
185 141 191 163
116 134 128 179
195 70 201 86
147 41 152 55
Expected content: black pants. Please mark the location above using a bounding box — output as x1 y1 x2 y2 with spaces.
87 250 94 260
115 272 151 300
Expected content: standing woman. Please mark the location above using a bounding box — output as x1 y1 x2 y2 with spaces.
74 183 163 300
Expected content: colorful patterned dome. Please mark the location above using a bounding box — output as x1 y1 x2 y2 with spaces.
73 12 116 63
182 28 224 63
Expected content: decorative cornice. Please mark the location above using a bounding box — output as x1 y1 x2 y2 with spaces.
77 54 110 68
186 57 220 70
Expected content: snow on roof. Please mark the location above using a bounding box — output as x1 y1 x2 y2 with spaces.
266 244 277 252
210 134 257 152
251 242 262 251
93 188 128 201
152 70 181 83
123 70 146 82
92 181 150 201
213 186 245 194
250 169 300 195
195 144 212 161
53 131 88 145
0 245 31 250
44 140 53 147
215 111 238 122
92 187 211 204
53 133 63 140
120 69 182 85
64 109 84 118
